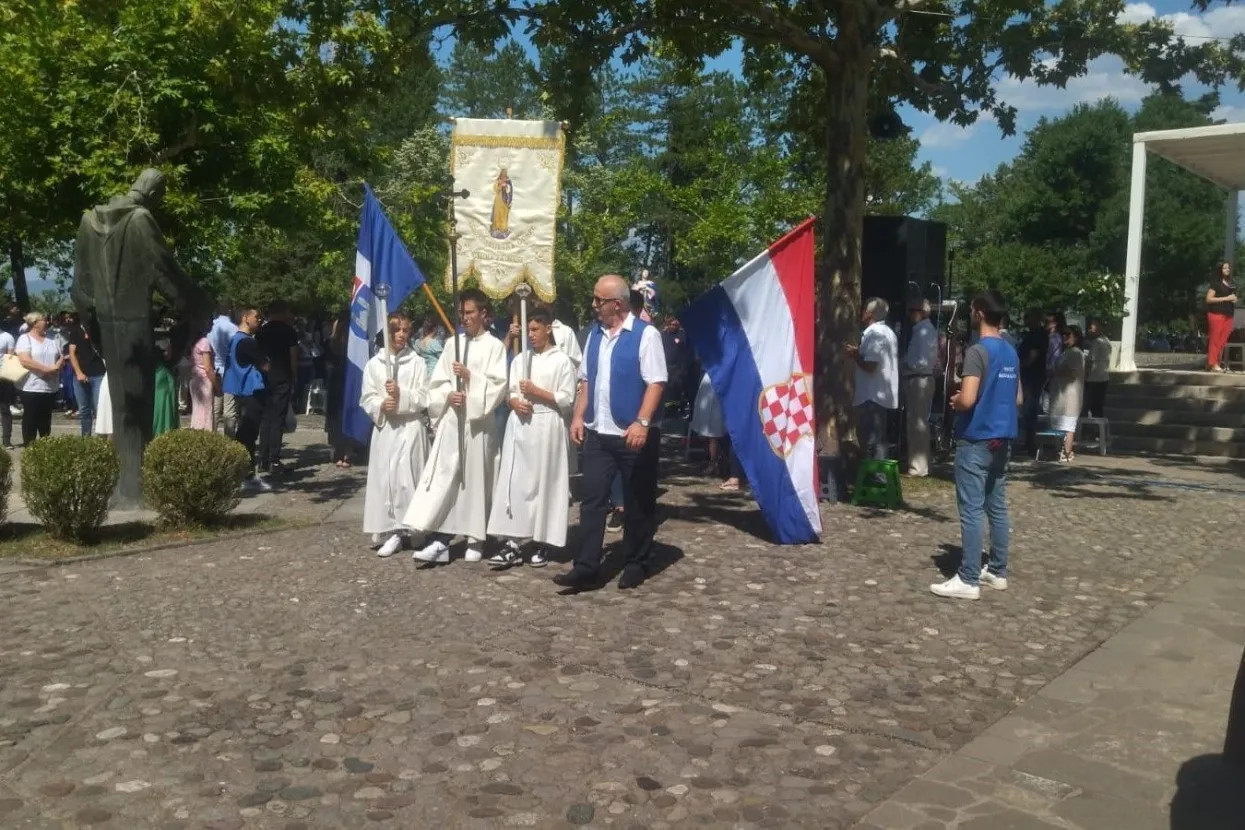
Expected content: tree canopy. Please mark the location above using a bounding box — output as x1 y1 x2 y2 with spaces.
938 91 1230 328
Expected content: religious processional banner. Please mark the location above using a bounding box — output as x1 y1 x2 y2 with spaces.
448 118 566 302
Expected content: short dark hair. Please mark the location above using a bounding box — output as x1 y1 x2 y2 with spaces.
459 288 491 316
215 301 232 317
630 290 644 313
528 308 553 326
387 311 410 334
971 291 1007 327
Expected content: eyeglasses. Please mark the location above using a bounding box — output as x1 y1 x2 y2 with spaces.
592 296 621 307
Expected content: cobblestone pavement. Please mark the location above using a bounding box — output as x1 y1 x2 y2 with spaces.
0 453 1240 829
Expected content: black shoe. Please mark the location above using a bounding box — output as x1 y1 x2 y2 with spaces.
553 569 595 589
618 565 646 590
605 509 624 534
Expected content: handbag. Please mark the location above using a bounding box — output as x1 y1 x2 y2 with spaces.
0 354 28 384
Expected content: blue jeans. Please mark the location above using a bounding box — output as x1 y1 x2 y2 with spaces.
73 374 105 436
954 439 1011 585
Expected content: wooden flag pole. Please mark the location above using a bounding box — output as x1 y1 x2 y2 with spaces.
420 283 455 336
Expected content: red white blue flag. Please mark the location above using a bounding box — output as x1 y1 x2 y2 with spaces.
680 218 821 544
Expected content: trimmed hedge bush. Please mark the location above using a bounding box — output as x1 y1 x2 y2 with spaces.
0 448 11 524
21 436 119 541
143 430 252 527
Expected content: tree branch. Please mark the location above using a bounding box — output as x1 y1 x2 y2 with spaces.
719 0 839 68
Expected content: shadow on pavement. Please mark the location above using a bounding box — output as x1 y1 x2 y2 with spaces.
1169 754 1245 830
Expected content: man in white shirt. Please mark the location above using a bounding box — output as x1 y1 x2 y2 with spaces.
557 274 667 591
902 300 939 476
208 303 239 437
847 297 899 461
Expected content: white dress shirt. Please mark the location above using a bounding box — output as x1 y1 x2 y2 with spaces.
578 313 668 436
903 318 938 377
853 321 899 409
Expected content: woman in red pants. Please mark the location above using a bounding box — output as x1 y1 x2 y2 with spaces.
1206 261 1237 372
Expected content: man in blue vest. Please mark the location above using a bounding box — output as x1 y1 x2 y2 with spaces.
557 275 667 591
931 290 1021 600
222 307 272 493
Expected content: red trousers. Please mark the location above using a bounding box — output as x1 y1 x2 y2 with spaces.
1208 313 1234 367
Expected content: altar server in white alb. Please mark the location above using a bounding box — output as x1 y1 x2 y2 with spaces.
407 289 509 563
487 308 576 568
361 312 430 558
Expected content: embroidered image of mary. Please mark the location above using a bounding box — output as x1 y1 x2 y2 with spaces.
490 169 513 239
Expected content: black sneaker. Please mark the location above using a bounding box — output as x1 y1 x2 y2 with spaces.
605 509 624 534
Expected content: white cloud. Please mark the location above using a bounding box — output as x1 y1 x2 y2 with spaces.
1212 104 1245 123
1118 2 1245 39
994 5 1245 116
919 113 994 149
997 56 1150 111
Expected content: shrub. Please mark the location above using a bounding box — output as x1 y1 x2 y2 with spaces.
0 448 11 524
21 436 119 542
142 430 252 527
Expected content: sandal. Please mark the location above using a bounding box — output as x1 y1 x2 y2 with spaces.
719 478 741 491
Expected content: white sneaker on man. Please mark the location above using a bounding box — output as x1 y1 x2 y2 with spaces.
244 475 273 494
527 549 548 568
980 569 1008 591
463 547 484 563
930 574 980 600
376 534 404 558
413 541 449 563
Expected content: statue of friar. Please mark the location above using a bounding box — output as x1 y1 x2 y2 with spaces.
72 169 212 505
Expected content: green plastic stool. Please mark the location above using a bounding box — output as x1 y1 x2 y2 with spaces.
851 459 903 508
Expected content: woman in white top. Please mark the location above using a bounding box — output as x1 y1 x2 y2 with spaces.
15 312 63 445
0 327 15 448
1048 325 1086 462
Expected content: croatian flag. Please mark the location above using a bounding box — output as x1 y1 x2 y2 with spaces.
342 186 427 443
680 218 821 544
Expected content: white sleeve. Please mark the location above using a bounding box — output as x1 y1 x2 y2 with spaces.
860 329 884 363
638 326 668 385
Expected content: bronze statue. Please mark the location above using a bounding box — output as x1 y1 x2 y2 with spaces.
72 169 211 505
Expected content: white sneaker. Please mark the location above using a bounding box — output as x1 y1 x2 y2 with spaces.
930 574 980 600
463 547 484 563
376 534 404 558
528 549 548 568
981 569 1009 591
413 541 449 563
244 475 273 493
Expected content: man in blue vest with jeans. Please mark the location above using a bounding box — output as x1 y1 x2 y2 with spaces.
932 290 1021 601
558 274 668 591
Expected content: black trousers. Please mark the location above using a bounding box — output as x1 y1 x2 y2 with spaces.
1083 381 1108 418
235 391 266 468
573 428 661 575
20 390 55 446
257 380 292 469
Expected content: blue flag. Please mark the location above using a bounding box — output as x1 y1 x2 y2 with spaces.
342 186 426 444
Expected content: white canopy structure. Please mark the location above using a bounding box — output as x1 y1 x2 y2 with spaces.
1119 123 1244 371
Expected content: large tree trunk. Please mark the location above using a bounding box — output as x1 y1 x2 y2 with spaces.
7 238 29 312
815 50 869 458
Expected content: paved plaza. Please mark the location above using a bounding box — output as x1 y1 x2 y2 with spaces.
0 432 1243 828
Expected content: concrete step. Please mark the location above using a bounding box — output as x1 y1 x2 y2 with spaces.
1107 383 1245 403
1111 435 1245 458
1111 369 1245 388
1104 406 1245 428
1103 393 1245 413
1111 422 1245 443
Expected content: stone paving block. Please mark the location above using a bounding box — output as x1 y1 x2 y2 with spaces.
960 734 1032 767
1054 789 1170 830
1012 749 1164 802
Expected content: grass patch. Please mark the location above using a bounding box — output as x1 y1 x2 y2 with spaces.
900 474 956 499
0 514 288 561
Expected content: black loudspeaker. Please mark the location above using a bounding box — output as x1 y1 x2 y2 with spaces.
861 216 947 323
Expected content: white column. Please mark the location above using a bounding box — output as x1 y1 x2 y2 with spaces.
1225 189 1238 267
1118 141 1147 373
